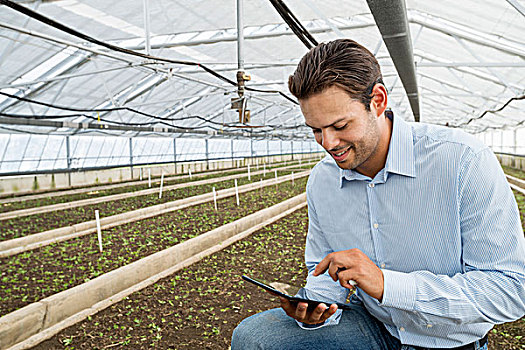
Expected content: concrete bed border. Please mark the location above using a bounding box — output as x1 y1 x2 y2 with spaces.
0 166 233 205
0 156 315 204
0 163 309 221
506 174 525 195
0 193 307 350
0 171 310 258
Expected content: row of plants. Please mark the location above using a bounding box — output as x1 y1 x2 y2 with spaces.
0 156 319 200
502 165 525 180
513 190 525 229
0 176 308 316
32 193 525 350
1 168 310 241
33 206 310 349
0 158 314 213
0 167 239 214
505 164 525 228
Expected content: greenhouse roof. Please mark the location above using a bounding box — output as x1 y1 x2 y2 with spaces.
0 0 524 140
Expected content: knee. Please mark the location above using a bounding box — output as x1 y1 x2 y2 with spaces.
231 312 268 350
231 309 287 350
231 317 255 350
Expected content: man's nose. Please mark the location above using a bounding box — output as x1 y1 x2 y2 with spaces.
321 129 338 150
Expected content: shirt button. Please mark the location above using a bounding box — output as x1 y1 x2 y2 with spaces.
380 263 385 268
368 183 375 188
373 223 379 229
400 327 405 332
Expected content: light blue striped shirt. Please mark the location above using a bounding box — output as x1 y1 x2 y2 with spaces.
304 114 525 347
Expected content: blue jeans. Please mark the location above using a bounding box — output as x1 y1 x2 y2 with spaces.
231 300 401 350
231 301 490 350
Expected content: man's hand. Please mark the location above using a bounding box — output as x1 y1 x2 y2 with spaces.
313 248 384 301
279 296 338 325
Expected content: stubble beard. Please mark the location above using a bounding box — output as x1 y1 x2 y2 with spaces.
338 113 380 172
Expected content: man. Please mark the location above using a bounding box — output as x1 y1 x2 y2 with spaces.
232 39 525 349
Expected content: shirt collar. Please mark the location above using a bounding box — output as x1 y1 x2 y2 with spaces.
339 113 416 187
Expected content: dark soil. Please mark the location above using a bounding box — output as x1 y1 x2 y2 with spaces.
0 177 308 316
0 159 309 214
0 168 242 214
502 165 525 180
30 206 525 350
33 207 310 350
0 169 305 241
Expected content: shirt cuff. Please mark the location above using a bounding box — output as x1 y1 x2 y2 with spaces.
380 269 417 311
295 309 343 330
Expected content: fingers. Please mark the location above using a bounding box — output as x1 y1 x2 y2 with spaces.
328 264 342 282
313 254 331 276
295 302 309 320
308 303 327 321
337 269 357 291
308 303 338 324
280 299 339 325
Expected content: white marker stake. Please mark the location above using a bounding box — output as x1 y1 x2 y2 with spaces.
292 172 295 185
148 169 151 188
159 173 164 199
299 159 302 165
189 168 192 179
213 187 217 210
274 169 278 180
256 158 259 170
260 178 263 189
248 164 251 181
140 168 143 181
95 210 103 253
234 179 240 206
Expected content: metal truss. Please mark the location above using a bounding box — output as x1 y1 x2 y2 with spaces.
1 6 523 139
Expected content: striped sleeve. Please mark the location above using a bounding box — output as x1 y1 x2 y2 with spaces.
380 148 525 325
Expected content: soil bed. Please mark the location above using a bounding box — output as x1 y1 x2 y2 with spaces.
0 160 311 214
0 169 307 241
0 177 307 316
502 165 525 180
31 206 525 350
514 189 525 229
0 168 241 214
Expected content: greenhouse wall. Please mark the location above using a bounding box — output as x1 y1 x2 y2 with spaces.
0 134 323 194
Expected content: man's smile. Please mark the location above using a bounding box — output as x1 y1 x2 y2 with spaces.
330 146 353 162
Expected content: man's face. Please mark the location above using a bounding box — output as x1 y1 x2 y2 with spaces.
300 85 382 173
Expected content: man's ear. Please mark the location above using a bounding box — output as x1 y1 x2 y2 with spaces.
370 84 388 117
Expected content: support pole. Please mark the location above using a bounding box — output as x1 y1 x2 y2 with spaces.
66 135 71 187
250 138 253 163
143 0 151 55
231 139 234 165
129 138 133 179
237 0 244 71
514 129 518 154
205 138 209 170
173 138 177 173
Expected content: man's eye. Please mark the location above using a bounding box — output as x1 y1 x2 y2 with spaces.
312 129 321 134
334 124 347 131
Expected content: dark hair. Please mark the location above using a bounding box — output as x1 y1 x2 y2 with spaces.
288 39 383 110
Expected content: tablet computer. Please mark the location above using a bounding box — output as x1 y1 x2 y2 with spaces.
242 275 352 311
